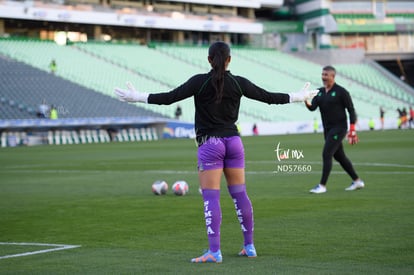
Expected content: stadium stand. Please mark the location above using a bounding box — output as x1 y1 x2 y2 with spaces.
0 0 413 149
0 54 164 146
1 39 413 124
335 63 413 103
0 54 168 119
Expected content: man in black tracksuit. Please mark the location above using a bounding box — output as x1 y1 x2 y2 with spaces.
305 65 365 194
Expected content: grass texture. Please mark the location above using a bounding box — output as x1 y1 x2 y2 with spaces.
0 130 413 274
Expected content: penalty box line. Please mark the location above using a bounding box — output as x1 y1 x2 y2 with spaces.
0 242 81 260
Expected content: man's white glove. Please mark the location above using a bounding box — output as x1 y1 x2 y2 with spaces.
114 82 149 103
289 82 319 103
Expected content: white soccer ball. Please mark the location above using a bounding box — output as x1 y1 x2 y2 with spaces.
172 180 189 196
152 180 168 195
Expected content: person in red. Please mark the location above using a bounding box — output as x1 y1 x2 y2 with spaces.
409 106 414 129
305 65 365 194
252 123 259 135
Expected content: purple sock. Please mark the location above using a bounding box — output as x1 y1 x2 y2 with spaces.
228 184 254 246
201 189 221 252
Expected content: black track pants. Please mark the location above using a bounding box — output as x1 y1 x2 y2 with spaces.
320 128 359 185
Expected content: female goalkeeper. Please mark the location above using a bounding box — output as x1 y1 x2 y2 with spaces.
115 41 317 263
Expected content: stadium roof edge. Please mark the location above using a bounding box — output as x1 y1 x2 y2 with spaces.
0 3 263 34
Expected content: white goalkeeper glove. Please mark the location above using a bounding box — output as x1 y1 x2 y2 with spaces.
289 82 319 103
114 82 149 103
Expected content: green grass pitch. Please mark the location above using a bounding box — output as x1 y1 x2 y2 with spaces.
0 130 413 274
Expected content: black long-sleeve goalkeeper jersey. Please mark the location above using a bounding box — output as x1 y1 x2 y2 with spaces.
148 70 290 137
306 83 357 130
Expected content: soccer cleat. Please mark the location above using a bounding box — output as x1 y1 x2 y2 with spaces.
345 180 365 191
309 184 327 194
191 249 222 263
238 244 257 258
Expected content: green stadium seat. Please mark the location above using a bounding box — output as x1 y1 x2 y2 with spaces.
1 38 413 123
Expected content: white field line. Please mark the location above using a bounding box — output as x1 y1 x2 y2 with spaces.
0 242 81 260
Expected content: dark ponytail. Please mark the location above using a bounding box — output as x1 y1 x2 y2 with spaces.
208 41 230 103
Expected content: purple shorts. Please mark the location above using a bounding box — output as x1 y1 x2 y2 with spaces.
197 136 245 171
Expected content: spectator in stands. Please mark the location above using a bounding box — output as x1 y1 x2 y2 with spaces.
175 105 182 120
380 106 385 130
409 106 414 129
49 59 57 74
114 41 318 263
37 99 49 118
50 105 58 119
305 65 364 194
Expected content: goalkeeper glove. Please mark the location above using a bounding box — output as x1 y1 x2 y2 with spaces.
114 82 149 103
347 124 359 145
289 82 319 103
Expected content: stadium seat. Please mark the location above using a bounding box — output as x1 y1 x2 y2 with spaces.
0 39 413 123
